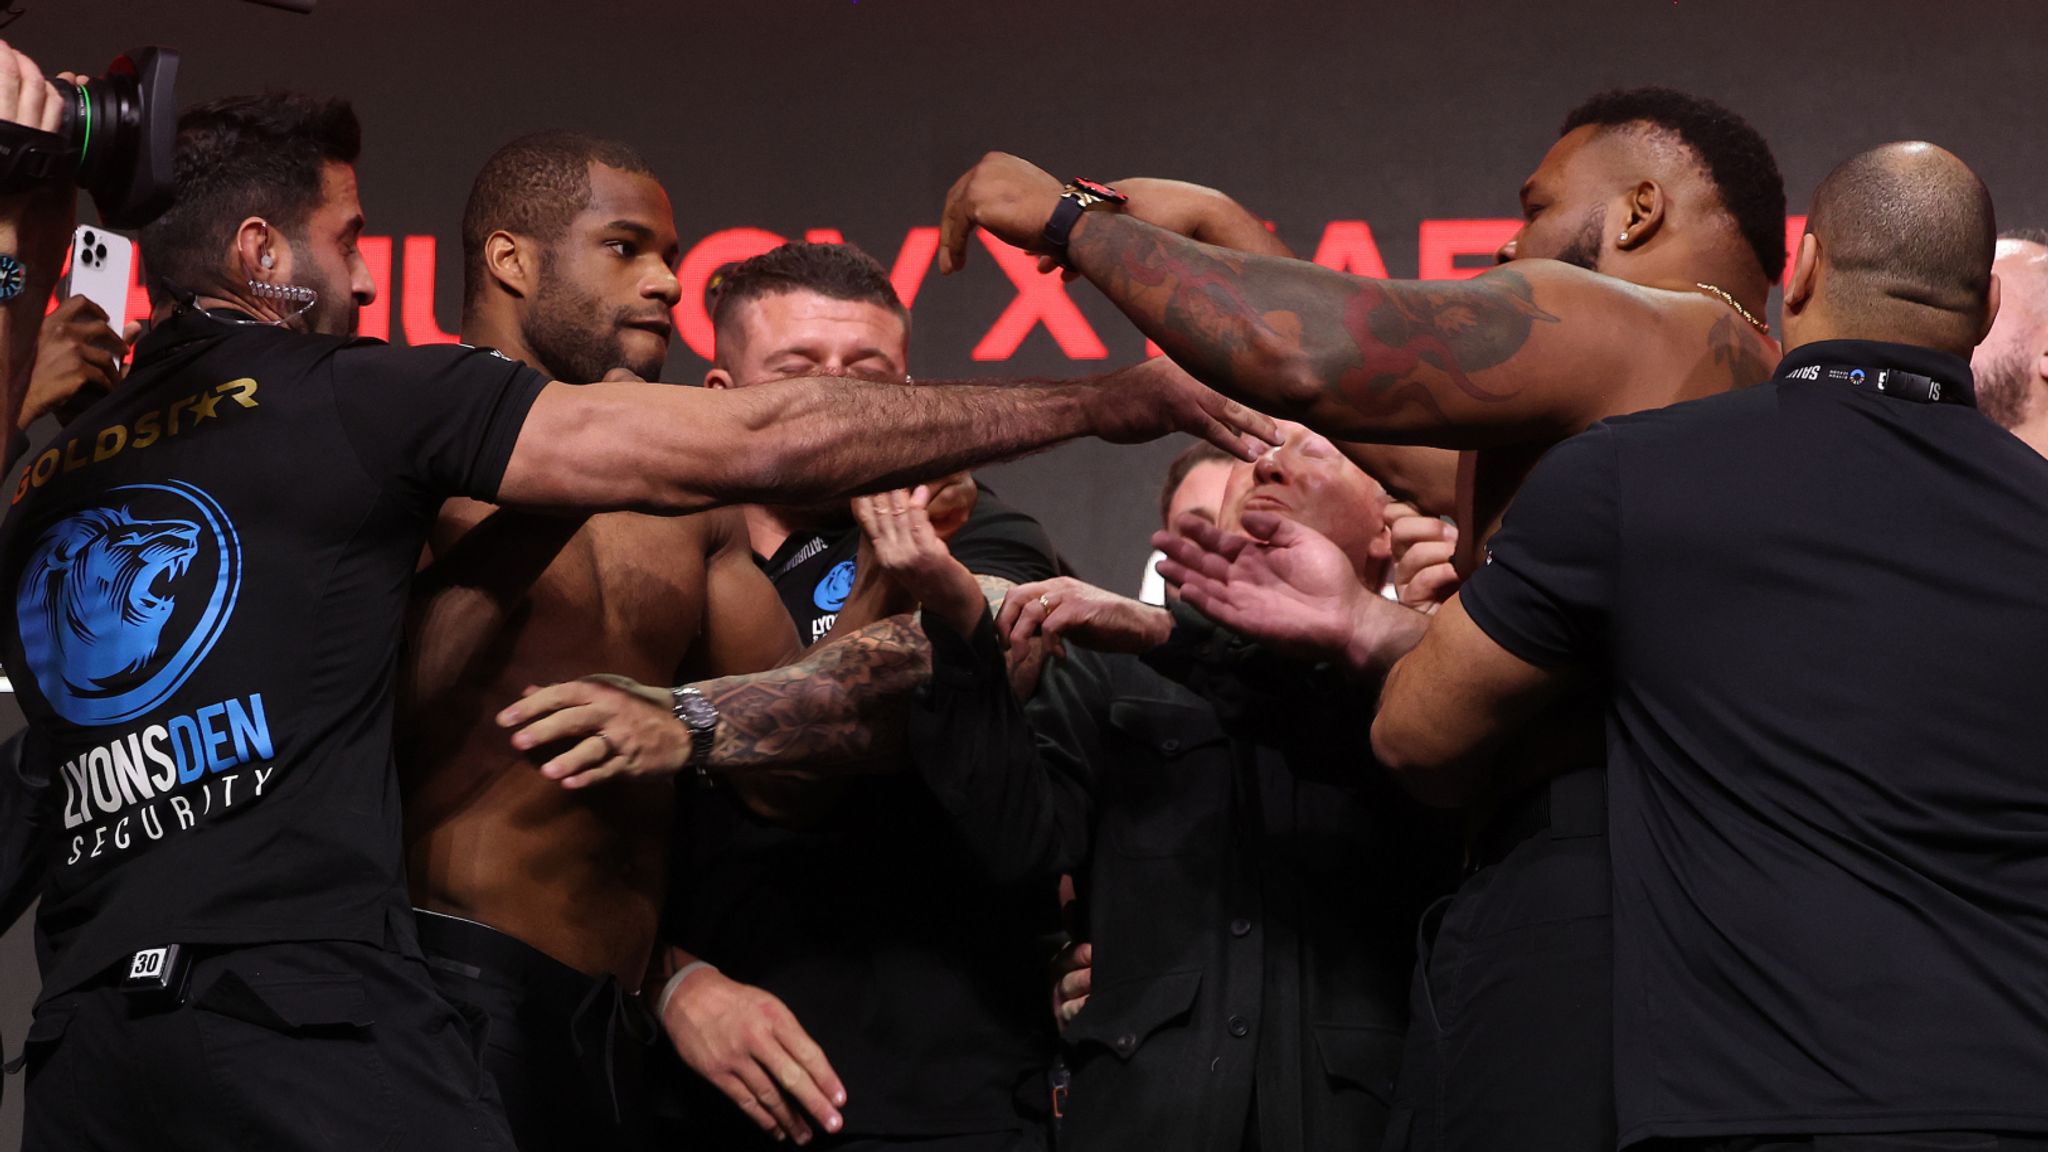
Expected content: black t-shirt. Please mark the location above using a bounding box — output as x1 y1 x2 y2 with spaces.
1459 339 2048 1143
670 486 1062 1137
756 486 1062 646
0 309 546 999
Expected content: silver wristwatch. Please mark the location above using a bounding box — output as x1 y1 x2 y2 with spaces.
670 685 720 787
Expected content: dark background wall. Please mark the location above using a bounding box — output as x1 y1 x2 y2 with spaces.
3 1 2045 1142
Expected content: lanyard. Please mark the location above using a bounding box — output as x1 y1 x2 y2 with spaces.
1802 364 1963 406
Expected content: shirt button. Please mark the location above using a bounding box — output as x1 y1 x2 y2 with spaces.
1230 918 1252 937
1228 1015 1249 1038
1160 738 1182 753
1114 1033 1136 1055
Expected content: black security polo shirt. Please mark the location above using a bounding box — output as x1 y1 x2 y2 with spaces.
1459 339 2048 1143
1 309 547 1000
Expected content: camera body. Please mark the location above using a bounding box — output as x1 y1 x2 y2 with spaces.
0 47 180 229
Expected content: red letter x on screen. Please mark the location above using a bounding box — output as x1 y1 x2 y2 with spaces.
970 234 1107 362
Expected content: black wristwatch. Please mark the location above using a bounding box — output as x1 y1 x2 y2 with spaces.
1040 178 1128 262
670 685 720 787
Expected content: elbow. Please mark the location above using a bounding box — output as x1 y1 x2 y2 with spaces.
1243 335 1328 418
1370 714 1479 809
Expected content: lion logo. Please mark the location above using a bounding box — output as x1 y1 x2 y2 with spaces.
15 481 241 726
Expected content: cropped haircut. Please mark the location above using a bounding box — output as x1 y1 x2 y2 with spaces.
708 242 908 347
461 131 655 307
1562 87 1787 279
139 93 360 305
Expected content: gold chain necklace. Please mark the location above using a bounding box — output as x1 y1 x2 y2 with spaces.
1694 282 1770 335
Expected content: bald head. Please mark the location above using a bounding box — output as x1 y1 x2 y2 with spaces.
1794 142 1997 355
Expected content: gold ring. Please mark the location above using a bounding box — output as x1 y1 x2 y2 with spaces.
1039 594 1054 612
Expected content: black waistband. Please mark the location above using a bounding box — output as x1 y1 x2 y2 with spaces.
1473 765 1608 867
413 909 609 1002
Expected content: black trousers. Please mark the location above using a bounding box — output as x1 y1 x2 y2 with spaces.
1640 1136 2048 1152
418 909 657 1152
20 937 514 1152
1384 767 1615 1152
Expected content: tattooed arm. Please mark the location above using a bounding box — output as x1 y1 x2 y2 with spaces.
497 575 1022 786
940 152 1671 449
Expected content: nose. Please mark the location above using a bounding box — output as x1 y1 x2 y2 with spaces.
1253 446 1289 485
647 265 682 308
1495 235 1519 265
350 251 377 306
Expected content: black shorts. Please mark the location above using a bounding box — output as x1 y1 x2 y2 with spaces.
418 909 657 1152
20 937 513 1152
1383 766 1615 1152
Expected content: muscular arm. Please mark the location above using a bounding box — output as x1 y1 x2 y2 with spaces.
1369 593 1573 806
496 362 1271 515
1064 211 1661 448
1336 441 1461 516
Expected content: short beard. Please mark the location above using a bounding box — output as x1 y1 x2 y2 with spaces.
288 238 358 337
1552 208 1607 272
1975 345 2033 430
523 255 666 383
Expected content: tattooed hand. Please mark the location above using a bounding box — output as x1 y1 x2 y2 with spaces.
938 151 1067 273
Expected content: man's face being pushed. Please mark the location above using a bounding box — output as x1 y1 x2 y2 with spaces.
1219 421 1394 582
523 162 684 382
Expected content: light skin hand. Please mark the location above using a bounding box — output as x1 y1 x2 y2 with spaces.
995 576 1172 659
495 674 689 788
1050 939 1092 1032
1387 501 1461 613
1154 511 1429 679
664 965 847 1144
851 485 986 637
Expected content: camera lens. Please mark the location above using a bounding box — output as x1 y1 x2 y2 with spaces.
82 231 95 247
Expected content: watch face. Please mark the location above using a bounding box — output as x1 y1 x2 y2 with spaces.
0 254 24 302
1071 178 1128 205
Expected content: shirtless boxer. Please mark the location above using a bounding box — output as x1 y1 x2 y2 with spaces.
942 89 1785 1151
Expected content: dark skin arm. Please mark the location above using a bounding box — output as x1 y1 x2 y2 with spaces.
939 153 1672 450
496 357 1277 515
1086 175 1461 511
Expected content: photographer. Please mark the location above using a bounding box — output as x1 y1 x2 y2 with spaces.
0 40 88 458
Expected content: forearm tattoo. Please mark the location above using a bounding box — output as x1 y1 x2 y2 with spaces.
1073 214 1560 430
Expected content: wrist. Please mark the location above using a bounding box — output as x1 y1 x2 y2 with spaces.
657 959 720 1022
1135 603 1175 651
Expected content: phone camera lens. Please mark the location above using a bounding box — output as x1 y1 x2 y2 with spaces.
82 231 95 247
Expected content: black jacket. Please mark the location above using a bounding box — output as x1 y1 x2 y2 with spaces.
911 606 1458 1152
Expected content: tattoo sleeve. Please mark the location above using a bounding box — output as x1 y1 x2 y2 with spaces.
1068 213 1564 444
692 576 1017 775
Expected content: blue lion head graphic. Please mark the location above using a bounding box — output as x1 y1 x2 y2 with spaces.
813 560 856 612
15 482 241 726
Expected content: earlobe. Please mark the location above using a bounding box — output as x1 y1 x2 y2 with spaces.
485 232 532 298
1619 181 1665 249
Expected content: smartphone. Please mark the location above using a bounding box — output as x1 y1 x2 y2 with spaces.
66 225 135 331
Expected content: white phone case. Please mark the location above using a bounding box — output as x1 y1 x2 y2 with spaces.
67 226 135 331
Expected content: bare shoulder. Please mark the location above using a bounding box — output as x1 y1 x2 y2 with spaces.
1611 286 1781 415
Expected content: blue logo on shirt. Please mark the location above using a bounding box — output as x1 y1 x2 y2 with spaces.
813 560 856 612
15 481 242 726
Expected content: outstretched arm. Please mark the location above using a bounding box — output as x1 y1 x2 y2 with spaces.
497 357 1276 515
940 153 1663 448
